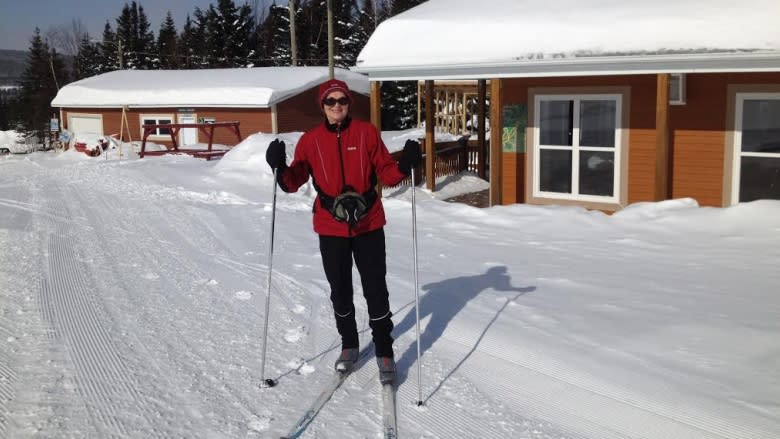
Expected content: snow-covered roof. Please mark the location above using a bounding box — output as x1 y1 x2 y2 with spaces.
354 0 780 80
51 67 369 108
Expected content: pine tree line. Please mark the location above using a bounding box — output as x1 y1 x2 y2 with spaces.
4 0 425 140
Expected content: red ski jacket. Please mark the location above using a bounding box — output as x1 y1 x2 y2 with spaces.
279 117 407 237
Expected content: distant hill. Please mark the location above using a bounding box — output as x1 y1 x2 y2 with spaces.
0 50 27 86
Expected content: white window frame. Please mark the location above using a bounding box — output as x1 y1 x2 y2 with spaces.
731 92 780 205
669 73 686 105
140 114 175 139
533 93 623 203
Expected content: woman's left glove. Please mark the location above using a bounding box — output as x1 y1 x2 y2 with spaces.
266 139 287 170
399 139 422 175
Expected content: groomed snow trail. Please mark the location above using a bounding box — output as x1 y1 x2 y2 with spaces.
0 157 568 438
2 154 778 439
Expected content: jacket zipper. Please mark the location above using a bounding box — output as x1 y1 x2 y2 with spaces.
335 124 354 237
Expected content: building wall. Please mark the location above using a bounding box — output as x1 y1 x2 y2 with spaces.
61 107 272 148
60 87 370 150
499 72 780 209
669 72 780 206
502 75 657 207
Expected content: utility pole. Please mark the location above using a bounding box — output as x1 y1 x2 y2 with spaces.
289 0 297 66
117 39 124 69
48 49 59 91
326 0 334 79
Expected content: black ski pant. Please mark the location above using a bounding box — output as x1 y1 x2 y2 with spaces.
319 228 394 358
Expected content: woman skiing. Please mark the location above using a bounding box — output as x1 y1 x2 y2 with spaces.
265 78 422 384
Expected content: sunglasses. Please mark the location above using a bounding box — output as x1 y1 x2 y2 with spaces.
323 97 350 107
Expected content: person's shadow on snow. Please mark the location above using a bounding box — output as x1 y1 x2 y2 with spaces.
392 266 535 394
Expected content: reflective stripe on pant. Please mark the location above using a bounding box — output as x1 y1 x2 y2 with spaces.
319 228 394 357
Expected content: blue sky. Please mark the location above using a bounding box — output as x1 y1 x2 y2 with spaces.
0 0 285 51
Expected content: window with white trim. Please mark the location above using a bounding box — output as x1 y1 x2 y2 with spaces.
141 114 174 138
533 94 622 202
733 93 780 203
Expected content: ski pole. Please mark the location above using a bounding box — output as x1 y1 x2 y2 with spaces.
259 167 279 388
411 167 424 406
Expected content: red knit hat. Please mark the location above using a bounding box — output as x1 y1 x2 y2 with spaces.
317 79 352 106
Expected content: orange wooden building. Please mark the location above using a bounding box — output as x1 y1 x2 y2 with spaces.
51 67 369 149
355 0 780 210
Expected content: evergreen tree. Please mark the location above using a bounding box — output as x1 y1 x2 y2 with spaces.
179 14 196 68
355 0 379 58
158 11 179 69
255 3 292 67
0 89 20 131
0 92 7 130
333 0 360 67
18 28 67 143
136 4 157 68
99 21 119 72
115 2 156 69
388 0 423 15
205 0 255 67
179 9 210 68
381 0 424 129
115 3 133 68
298 0 328 65
74 34 102 79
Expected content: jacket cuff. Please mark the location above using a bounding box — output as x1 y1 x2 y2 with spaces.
275 164 290 192
398 160 412 176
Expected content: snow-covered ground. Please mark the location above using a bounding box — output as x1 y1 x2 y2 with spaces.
1 133 779 439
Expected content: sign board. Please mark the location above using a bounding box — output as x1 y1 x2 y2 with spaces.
50 118 60 132
502 104 527 153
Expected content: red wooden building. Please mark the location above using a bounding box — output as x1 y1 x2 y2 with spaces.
51 67 370 150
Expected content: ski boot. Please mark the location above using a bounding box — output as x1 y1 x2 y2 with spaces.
334 348 359 373
376 356 396 385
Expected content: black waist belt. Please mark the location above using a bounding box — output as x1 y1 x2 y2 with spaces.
318 187 378 212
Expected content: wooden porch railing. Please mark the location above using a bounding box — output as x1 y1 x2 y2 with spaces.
388 136 483 189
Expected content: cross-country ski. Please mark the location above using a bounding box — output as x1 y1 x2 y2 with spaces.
382 384 398 439
280 370 354 439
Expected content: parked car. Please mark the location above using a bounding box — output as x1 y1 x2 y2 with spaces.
0 130 33 154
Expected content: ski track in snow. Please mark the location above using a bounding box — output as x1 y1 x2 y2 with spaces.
37 177 182 438
2 156 779 439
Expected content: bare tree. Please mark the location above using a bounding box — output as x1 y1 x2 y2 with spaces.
252 0 267 27
45 19 89 57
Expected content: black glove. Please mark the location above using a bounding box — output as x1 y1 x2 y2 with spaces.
398 139 422 175
266 139 287 170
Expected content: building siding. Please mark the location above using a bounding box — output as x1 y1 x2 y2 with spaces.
502 75 657 208
60 86 370 150
667 72 780 206
499 72 780 209
62 107 271 148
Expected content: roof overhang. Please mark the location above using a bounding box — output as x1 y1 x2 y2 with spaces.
52 104 274 109
50 67 370 109
353 51 780 81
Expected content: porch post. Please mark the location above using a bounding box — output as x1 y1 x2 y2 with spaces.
425 80 436 191
371 81 384 197
370 81 382 129
655 73 671 200
477 79 487 179
489 78 503 206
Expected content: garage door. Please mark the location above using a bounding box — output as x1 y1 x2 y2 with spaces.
68 114 103 136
